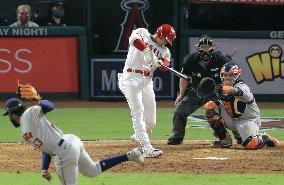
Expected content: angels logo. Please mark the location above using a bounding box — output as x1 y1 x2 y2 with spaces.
115 0 149 52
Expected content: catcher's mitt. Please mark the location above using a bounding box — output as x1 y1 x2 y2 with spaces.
197 77 217 99
17 81 41 102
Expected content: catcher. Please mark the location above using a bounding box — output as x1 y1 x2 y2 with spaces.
198 62 280 149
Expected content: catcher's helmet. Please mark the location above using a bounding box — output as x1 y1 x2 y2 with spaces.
156 24 176 46
220 62 242 82
195 35 216 61
3 98 23 116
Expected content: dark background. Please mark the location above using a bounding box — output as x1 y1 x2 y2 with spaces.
91 0 174 56
184 2 284 30
0 0 84 27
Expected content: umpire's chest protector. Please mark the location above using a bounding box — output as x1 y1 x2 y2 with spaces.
189 56 224 88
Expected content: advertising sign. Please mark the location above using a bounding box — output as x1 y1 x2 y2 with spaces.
189 37 284 94
91 58 175 99
0 37 79 92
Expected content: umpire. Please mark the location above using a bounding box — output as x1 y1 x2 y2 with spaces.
167 35 231 145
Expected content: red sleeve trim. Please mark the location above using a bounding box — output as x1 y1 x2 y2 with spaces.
133 39 147 51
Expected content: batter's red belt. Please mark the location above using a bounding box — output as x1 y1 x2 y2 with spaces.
126 68 151 76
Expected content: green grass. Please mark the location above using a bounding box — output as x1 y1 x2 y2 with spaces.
0 108 284 142
1 107 284 185
0 173 283 185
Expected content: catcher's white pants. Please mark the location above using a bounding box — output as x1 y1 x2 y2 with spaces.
54 134 102 185
219 103 261 141
118 72 156 150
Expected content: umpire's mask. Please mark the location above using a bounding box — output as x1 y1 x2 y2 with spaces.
195 35 215 62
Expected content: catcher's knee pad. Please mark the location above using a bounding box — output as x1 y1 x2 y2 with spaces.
204 101 220 121
243 136 264 150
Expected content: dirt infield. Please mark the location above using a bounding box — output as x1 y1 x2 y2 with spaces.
0 140 283 174
0 100 283 174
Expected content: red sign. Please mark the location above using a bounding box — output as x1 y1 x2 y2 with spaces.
0 37 79 92
191 0 284 5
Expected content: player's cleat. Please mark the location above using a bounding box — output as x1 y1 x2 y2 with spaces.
211 133 232 148
211 140 232 148
167 137 183 145
143 147 163 158
130 134 140 144
127 148 145 165
261 133 280 147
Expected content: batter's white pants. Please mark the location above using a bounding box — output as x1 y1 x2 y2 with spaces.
118 72 156 150
54 134 102 185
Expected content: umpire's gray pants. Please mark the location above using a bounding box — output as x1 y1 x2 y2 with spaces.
171 91 203 139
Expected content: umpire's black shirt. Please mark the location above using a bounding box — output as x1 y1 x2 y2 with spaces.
181 51 230 90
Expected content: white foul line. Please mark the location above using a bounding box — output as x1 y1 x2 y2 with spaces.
193 157 228 160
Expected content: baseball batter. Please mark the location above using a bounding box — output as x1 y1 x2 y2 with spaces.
204 62 280 149
118 24 176 157
3 98 144 185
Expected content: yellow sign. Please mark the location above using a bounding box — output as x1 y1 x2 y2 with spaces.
247 45 283 84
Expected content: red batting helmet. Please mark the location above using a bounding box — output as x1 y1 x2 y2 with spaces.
156 24 176 46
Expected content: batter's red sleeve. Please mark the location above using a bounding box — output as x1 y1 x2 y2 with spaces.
133 39 147 51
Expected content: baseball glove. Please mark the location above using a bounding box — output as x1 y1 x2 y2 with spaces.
215 84 223 95
197 77 217 100
17 81 41 102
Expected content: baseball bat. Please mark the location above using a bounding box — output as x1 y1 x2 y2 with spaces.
161 64 190 81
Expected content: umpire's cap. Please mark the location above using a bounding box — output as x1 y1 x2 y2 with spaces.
3 98 23 116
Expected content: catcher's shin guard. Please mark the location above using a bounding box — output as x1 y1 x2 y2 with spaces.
208 118 227 140
204 101 232 148
211 132 232 148
232 131 243 145
208 119 232 148
242 136 265 150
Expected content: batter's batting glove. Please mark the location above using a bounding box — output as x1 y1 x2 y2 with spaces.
159 59 170 72
151 59 163 68
42 170 52 182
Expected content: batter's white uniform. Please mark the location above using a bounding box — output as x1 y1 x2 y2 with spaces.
118 28 171 153
218 81 260 142
21 106 102 185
